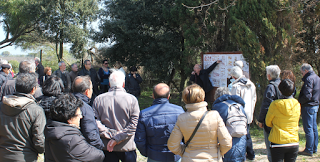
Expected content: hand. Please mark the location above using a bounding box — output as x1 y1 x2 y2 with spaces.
107 139 117 152
258 122 264 128
217 60 222 63
133 73 136 78
191 71 195 75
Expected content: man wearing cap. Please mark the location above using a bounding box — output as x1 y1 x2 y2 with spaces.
230 66 256 160
0 64 13 88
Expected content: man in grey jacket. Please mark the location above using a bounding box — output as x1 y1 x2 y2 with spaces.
0 73 46 162
93 70 140 162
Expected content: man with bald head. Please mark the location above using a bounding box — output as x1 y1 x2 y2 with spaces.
190 60 222 101
72 76 104 150
135 83 184 162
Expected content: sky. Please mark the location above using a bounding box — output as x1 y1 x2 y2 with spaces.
0 27 32 55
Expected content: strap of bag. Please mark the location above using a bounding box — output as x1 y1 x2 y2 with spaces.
185 111 209 147
270 82 281 99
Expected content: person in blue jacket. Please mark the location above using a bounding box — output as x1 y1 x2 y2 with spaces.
212 87 247 162
72 75 104 150
98 60 111 94
135 83 184 162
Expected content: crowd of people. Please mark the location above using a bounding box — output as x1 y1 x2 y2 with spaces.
0 58 318 162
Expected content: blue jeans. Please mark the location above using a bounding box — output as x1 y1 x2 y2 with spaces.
302 105 319 154
263 129 272 162
147 158 181 162
223 135 246 162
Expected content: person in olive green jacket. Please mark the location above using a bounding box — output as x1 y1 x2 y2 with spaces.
266 79 301 161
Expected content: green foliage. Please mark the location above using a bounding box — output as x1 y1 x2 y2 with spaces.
1 51 10 56
8 60 19 73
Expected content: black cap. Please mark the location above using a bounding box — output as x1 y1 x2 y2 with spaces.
1 64 10 69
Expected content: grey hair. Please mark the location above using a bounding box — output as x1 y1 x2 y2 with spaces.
19 60 36 73
0 59 8 66
58 61 65 67
109 70 125 87
266 65 281 80
214 87 231 100
301 63 313 72
35 57 40 63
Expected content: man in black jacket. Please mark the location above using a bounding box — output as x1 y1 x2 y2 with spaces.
257 65 281 161
35 57 44 85
72 76 105 150
298 63 320 157
190 60 221 101
125 66 142 98
78 60 100 101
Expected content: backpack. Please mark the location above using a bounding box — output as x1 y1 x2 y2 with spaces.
222 101 247 137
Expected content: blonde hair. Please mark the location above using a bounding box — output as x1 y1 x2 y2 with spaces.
182 84 205 104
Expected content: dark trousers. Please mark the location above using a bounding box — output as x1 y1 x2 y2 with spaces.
103 150 137 162
270 145 299 162
246 124 255 159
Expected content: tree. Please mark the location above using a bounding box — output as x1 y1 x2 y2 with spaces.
1 51 10 56
40 0 99 62
0 0 44 49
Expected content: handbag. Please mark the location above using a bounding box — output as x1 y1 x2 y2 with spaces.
181 111 209 154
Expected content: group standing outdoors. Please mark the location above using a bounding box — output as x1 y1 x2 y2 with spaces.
0 57 318 162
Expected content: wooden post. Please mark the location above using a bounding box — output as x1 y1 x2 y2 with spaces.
40 50 42 64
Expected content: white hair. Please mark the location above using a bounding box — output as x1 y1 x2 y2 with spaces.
109 70 125 87
214 87 231 100
34 57 40 63
301 63 313 72
266 65 281 79
230 66 243 79
234 60 244 69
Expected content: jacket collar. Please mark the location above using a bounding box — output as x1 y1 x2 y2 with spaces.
73 93 90 104
152 98 169 105
302 71 314 82
213 94 245 106
185 101 208 112
232 75 247 85
109 86 126 92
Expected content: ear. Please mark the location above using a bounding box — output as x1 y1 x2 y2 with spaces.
152 93 155 99
167 94 170 100
122 82 125 88
30 86 37 95
84 89 90 97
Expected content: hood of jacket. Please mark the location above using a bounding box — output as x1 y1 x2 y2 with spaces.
45 120 81 140
185 101 208 112
213 94 245 107
232 75 252 88
73 93 90 105
1 93 35 116
273 98 300 116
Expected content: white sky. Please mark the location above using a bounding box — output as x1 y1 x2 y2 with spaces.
0 27 32 55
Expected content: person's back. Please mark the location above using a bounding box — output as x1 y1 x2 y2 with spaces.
168 84 232 161
212 92 247 162
135 83 184 162
0 73 46 162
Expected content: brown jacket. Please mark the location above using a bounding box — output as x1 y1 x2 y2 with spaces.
168 101 232 162
93 86 140 152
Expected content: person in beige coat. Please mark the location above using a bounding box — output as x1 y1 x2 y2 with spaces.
168 84 232 162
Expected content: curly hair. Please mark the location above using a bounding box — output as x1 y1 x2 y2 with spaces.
50 93 83 123
15 73 38 94
42 76 64 96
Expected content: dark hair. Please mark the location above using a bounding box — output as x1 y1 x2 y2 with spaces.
130 66 137 72
15 73 38 94
102 60 108 64
50 93 83 123
42 76 64 96
19 60 35 73
278 79 295 97
153 86 170 99
72 76 92 93
84 60 90 65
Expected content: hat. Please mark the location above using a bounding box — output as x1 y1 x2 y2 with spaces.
234 60 244 69
1 64 10 69
230 66 243 79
